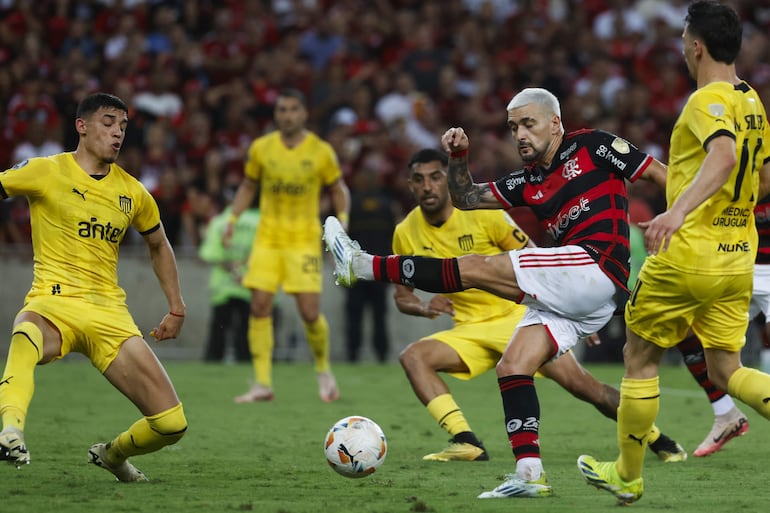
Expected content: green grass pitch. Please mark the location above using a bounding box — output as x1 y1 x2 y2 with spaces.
2 359 767 512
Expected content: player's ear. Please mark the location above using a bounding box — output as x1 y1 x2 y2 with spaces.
551 115 562 135
75 117 87 135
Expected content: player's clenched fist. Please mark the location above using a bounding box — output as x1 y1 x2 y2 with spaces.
441 127 469 154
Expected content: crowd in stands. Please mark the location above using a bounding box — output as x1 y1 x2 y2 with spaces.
1 0 769 249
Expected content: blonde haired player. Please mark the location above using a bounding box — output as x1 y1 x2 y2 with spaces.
0 93 187 481
395 148 683 464
224 88 350 403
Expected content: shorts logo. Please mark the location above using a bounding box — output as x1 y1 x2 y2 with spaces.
119 195 132 215
457 234 473 251
401 258 415 279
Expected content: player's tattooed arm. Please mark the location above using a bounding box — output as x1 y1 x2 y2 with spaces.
447 154 499 210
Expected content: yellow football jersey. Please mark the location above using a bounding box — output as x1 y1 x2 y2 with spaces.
0 153 160 304
244 131 342 246
656 81 770 274
392 208 529 324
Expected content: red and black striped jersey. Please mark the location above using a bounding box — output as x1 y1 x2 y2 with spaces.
756 194 770 265
490 129 653 304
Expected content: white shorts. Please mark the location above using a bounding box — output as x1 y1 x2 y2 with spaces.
750 264 770 320
509 245 617 355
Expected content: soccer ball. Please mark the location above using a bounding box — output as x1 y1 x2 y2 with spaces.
324 416 387 478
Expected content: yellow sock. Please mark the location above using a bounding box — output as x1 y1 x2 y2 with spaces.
108 403 187 463
0 322 43 431
305 315 330 373
248 316 273 387
426 394 472 437
728 367 770 419
647 424 661 445
616 377 659 481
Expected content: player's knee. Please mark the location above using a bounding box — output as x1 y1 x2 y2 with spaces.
398 343 417 370
147 403 188 446
399 341 431 372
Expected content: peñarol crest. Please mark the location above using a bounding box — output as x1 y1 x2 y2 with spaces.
119 195 132 215
458 234 474 251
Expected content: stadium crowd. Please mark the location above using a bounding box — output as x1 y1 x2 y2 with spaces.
0 0 769 249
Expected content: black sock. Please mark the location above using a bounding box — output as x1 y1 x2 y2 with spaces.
677 334 725 403
453 431 484 448
372 255 464 292
498 375 540 460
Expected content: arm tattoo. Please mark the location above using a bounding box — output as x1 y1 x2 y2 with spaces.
447 154 481 208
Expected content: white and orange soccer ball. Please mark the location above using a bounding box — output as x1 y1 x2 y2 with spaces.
324 416 387 478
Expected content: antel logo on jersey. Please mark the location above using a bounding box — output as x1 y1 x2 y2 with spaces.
270 179 306 195
562 157 583 180
547 196 590 239
77 217 125 243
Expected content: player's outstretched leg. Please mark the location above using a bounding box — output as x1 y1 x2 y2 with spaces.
88 443 148 482
0 427 30 468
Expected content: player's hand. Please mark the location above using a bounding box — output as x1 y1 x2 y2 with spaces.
441 127 469 154
149 312 185 341
638 209 685 255
583 333 601 347
422 295 455 318
222 222 234 248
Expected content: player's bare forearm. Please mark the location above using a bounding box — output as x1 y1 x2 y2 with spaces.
146 228 186 314
329 179 351 216
447 156 498 210
640 158 667 189
393 284 454 318
393 284 424 316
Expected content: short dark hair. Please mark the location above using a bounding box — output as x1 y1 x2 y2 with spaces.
685 0 742 64
408 148 448 171
277 88 307 106
76 93 128 119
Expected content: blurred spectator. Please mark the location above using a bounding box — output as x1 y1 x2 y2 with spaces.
133 67 183 121
198 200 259 363
344 168 400 363
299 9 346 72
5 74 60 142
400 24 449 96
11 118 63 164
2 0 769 255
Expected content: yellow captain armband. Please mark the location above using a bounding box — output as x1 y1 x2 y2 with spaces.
337 212 349 224
227 213 239 225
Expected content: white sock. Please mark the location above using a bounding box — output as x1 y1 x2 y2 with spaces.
515 457 543 481
712 395 736 416
352 252 374 280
